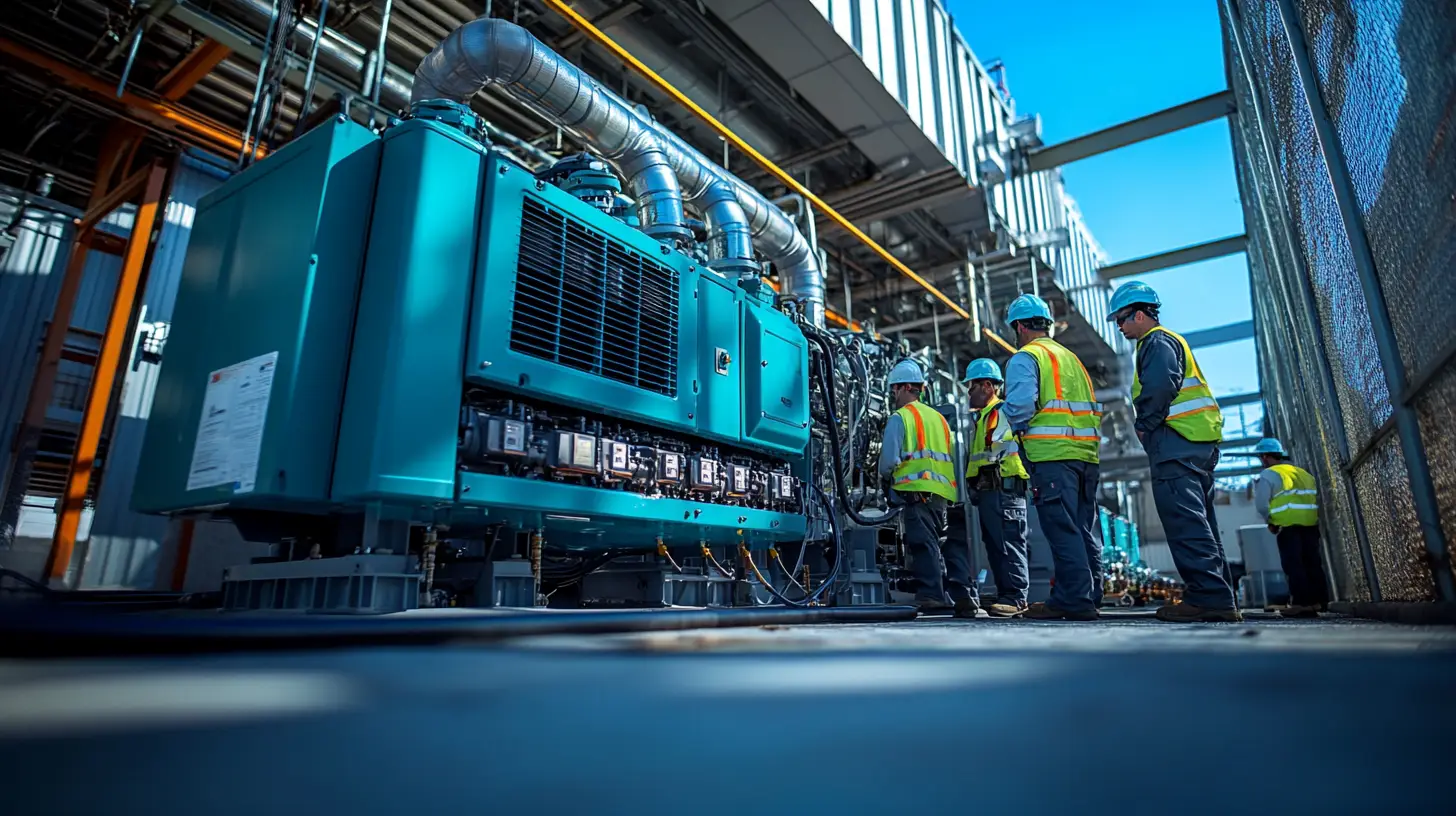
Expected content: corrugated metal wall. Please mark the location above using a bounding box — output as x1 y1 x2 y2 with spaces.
0 187 78 477
0 154 227 588
811 0 1121 351
79 152 228 588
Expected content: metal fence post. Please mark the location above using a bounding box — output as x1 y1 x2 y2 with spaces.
1223 0 1381 601
1276 0 1455 601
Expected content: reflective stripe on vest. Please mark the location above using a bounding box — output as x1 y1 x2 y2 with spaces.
1132 326 1225 443
1268 463 1319 527
890 401 959 502
1018 338 1103 465
967 396 1029 481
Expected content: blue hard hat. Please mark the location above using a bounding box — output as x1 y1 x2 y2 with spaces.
888 359 926 387
1106 281 1161 322
1005 293 1052 325
1252 438 1286 457
961 357 1003 383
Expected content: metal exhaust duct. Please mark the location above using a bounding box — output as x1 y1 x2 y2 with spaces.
413 17 691 244
411 16 824 324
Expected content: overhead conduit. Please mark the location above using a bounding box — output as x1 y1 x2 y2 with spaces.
540 0 969 325
411 16 822 323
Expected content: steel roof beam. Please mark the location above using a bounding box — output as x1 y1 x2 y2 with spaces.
1098 234 1247 280
1025 90 1236 172
1184 320 1254 349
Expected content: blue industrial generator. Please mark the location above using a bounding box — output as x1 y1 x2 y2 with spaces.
131 106 851 610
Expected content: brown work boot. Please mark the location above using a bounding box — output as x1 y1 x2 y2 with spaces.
953 598 981 619
1024 602 1099 621
1155 602 1244 623
986 601 1027 618
1280 605 1320 619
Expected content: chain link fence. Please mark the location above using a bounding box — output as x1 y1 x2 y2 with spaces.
1221 0 1455 602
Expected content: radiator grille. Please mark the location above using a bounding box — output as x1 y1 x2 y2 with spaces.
510 197 679 397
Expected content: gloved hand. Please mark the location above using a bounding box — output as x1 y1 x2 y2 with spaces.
1267 523 1280 535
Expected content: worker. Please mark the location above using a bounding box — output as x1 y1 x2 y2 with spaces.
1252 438 1329 618
1110 281 1240 622
999 294 1104 621
959 357 1030 617
876 359 973 615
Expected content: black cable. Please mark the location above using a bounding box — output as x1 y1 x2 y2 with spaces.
0 603 920 658
807 331 901 526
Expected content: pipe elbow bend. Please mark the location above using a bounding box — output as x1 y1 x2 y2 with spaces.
701 180 757 277
411 17 535 104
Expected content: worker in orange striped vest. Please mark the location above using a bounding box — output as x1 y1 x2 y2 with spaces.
1252 438 1329 618
1110 281 1240 623
876 360 972 615
1000 294 1105 621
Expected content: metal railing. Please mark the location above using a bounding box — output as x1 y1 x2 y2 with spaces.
1221 0 1456 603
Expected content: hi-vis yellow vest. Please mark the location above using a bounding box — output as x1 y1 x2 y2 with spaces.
890 401 958 502
1018 338 1102 464
1132 326 1224 443
967 395 1029 481
1267 464 1319 527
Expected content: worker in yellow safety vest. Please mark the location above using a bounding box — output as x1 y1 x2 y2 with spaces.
999 294 1105 621
876 359 965 614
1111 281 1241 623
1252 437 1329 618
960 357 1030 618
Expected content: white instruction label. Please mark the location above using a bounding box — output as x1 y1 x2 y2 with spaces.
186 351 279 494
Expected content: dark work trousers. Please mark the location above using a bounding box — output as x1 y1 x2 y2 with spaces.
968 484 1030 605
1276 525 1330 608
902 495 958 603
942 505 977 604
1027 460 1103 612
1151 449 1237 609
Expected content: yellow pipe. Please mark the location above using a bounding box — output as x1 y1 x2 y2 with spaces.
542 0 969 322
983 327 1017 354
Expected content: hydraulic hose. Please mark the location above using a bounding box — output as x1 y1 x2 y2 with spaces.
807 331 901 526
0 603 917 658
738 483 843 607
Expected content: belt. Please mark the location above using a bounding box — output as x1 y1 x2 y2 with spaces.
974 474 1027 494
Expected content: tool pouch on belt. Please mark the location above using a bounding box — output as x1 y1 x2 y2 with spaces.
974 470 1001 492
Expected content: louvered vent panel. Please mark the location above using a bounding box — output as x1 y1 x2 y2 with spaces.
510 198 679 397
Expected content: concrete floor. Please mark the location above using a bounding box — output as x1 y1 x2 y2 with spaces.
1 611 1453 814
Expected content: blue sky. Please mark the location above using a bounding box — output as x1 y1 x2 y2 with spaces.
948 0 1260 414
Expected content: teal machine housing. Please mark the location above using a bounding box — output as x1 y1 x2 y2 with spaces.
134 112 811 555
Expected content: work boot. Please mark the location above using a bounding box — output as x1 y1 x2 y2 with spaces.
1280 605 1319 619
1154 602 1244 623
986 600 1027 618
1023 602 1099 621
914 597 953 615
953 598 980 619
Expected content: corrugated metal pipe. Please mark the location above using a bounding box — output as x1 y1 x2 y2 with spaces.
648 120 824 326
411 17 690 244
409 16 824 324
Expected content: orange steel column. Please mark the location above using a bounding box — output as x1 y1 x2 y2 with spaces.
44 162 170 583
169 519 198 591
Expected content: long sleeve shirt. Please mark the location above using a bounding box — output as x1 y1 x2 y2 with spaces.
877 412 906 480
1134 327 1215 466
1001 351 1041 433
1253 468 1281 522
1133 329 1184 435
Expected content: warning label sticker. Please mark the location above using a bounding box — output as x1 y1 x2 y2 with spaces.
185 351 279 494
